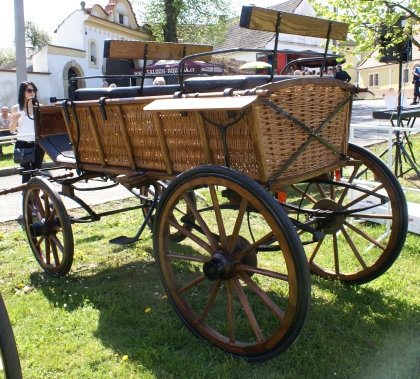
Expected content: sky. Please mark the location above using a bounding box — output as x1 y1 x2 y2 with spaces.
1 0 284 49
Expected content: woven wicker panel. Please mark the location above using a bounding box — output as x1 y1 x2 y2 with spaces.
66 107 102 164
119 104 166 171
89 105 132 167
201 108 260 180
252 84 350 181
159 112 207 173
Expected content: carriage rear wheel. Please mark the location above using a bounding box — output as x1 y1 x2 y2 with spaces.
23 177 74 277
153 166 310 362
287 143 408 284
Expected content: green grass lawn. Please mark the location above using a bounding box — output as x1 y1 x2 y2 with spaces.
1 134 420 378
0 196 419 379
0 143 15 169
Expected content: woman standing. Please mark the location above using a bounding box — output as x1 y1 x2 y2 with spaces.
9 81 45 183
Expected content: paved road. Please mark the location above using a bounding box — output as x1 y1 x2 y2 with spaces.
0 98 418 223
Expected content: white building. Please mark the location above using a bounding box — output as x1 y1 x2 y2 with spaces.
0 0 152 108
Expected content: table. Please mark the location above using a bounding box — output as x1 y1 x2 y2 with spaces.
372 106 420 177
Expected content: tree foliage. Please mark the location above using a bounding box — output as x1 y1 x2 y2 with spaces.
310 0 420 59
25 21 52 52
135 0 236 45
0 48 16 67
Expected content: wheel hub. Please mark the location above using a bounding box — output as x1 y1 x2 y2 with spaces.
203 236 258 281
203 251 235 281
313 198 344 234
29 220 48 238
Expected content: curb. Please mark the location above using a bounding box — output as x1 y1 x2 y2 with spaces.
0 162 56 178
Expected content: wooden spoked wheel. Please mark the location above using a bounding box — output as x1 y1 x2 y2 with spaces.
140 181 196 242
0 294 22 379
23 177 74 277
153 166 310 362
286 143 408 284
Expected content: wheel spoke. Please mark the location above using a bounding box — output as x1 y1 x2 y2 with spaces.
343 220 386 250
290 184 317 203
308 238 323 263
226 280 235 343
209 184 227 248
238 272 285 320
35 236 45 248
315 183 327 199
343 183 385 210
227 198 248 254
167 218 213 254
176 274 206 294
231 277 263 342
49 233 65 254
199 279 222 323
338 163 360 205
51 243 60 266
333 234 339 275
340 227 368 269
182 192 219 250
236 263 288 281
166 253 207 263
233 231 274 261
346 213 393 220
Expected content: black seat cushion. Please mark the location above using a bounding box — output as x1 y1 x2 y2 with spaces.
183 75 296 93
74 85 181 101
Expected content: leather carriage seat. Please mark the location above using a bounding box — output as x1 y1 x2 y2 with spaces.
73 75 299 101
183 75 297 93
74 85 181 101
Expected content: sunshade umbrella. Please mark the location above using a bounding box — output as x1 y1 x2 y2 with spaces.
239 61 272 70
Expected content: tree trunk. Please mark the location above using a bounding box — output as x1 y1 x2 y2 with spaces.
164 0 180 42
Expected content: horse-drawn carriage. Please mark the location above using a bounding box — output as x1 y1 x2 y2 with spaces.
17 6 408 362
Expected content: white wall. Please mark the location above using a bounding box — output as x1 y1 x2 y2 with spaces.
56 11 89 50
0 72 52 109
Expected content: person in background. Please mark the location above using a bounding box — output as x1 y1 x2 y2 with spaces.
410 62 420 105
101 81 109 88
293 70 302 75
334 65 351 82
327 68 334 77
153 77 166 85
109 83 117 88
0 106 12 156
9 81 45 184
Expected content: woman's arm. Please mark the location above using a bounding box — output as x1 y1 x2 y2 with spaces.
9 105 22 133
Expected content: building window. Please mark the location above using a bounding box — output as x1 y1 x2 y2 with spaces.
89 39 99 68
369 73 379 87
119 14 124 24
403 68 409 83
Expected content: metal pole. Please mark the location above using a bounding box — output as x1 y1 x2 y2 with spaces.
14 0 27 91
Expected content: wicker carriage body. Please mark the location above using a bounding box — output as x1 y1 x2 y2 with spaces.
39 78 354 189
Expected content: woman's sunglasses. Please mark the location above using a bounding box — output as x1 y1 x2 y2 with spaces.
25 88 36 93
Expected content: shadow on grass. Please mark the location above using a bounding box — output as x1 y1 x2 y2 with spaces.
29 260 420 379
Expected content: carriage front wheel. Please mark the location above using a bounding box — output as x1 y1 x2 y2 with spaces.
23 177 74 277
153 166 311 362
287 143 408 284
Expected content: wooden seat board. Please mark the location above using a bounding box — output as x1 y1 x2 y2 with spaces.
239 6 349 41
104 40 213 61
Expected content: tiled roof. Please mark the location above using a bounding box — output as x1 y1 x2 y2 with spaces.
0 60 33 72
85 0 141 29
216 0 304 50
